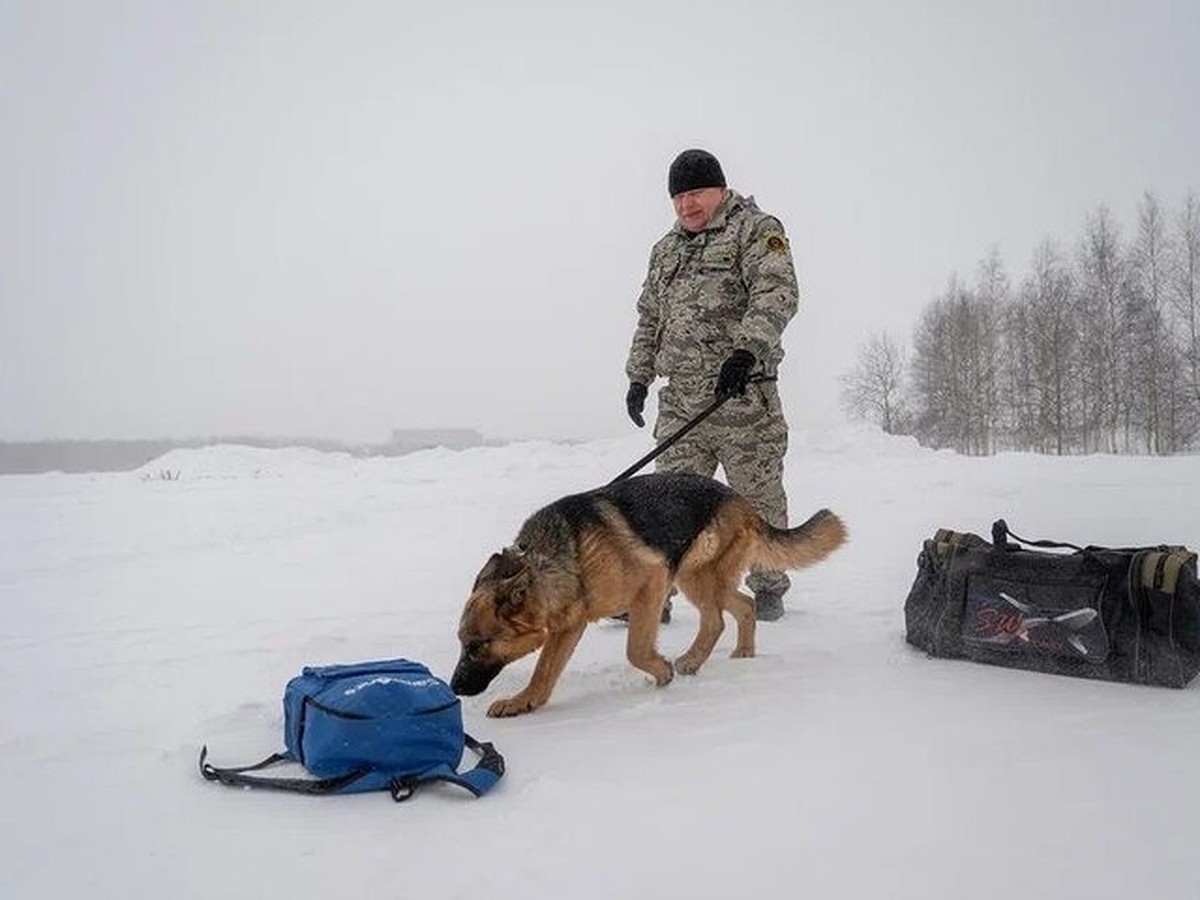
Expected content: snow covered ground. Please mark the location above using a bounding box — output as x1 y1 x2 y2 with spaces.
3 427 1199 899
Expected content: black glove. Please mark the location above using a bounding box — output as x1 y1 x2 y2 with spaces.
625 382 648 428
715 350 756 398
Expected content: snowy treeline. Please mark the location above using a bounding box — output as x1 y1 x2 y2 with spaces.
842 192 1200 455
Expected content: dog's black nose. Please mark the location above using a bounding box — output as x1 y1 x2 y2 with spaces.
450 672 484 696
450 660 478 696
450 658 501 696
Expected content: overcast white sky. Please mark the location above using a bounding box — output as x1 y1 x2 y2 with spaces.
2 1 1198 443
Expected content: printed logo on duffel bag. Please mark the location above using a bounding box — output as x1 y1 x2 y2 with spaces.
962 574 1110 662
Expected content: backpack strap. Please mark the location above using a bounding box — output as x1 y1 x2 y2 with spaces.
200 736 505 801
198 746 372 795
389 734 506 802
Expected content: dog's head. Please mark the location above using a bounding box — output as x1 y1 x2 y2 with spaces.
450 546 552 697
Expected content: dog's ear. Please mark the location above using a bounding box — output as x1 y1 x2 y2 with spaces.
472 547 535 602
473 552 504 589
473 546 528 591
496 551 533 612
496 546 527 579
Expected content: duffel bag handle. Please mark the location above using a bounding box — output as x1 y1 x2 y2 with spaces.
992 519 1084 553
991 520 1008 548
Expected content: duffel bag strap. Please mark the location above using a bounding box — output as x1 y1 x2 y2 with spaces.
198 746 372 795
997 522 1196 589
389 733 506 802
992 519 1084 553
928 528 986 562
1140 549 1199 596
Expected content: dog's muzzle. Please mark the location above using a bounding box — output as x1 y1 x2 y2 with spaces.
450 656 504 697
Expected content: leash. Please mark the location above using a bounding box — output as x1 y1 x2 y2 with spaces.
608 375 776 486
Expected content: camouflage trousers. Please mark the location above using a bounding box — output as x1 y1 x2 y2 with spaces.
653 374 791 596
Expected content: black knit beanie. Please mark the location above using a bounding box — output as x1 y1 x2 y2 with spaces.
668 149 726 197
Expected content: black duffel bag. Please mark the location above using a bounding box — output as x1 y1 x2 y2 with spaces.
905 519 1200 688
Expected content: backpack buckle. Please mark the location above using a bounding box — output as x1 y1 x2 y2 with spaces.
389 777 419 803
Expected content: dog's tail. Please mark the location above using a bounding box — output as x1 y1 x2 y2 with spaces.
749 509 847 572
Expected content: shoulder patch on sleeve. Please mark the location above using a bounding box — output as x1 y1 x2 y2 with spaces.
764 232 789 254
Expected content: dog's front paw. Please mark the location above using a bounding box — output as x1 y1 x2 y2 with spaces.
651 658 674 687
487 693 542 717
674 652 704 676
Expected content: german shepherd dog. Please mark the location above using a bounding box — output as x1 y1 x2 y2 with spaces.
451 472 847 717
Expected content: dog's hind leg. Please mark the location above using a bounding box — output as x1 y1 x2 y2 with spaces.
487 621 587 718
708 536 757 659
721 587 757 659
672 570 725 675
625 578 674 687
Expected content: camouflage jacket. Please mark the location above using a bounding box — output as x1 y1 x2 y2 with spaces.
625 190 799 387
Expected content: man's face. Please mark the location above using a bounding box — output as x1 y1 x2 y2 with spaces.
672 187 726 233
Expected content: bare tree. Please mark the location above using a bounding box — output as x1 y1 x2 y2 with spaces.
1172 194 1200 409
909 274 1001 454
1128 191 1175 452
863 191 1200 456
971 248 1008 452
1076 206 1128 452
910 281 962 451
1001 289 1038 450
1168 193 1200 447
1019 240 1078 453
840 331 909 433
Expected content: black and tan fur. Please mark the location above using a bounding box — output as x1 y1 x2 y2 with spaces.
451 472 847 717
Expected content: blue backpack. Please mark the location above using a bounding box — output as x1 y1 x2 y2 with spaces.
200 659 504 801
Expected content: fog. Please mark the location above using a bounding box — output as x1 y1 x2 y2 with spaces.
3 0 1198 443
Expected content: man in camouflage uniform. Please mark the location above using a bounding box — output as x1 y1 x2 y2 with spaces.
624 149 799 621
